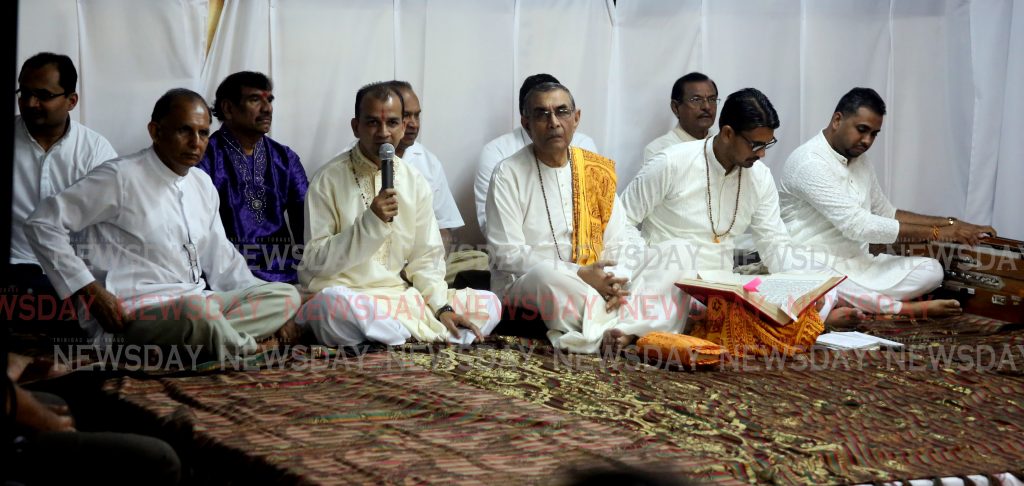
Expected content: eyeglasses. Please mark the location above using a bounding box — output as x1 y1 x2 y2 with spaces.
15 88 68 102
738 132 777 152
679 96 720 107
526 107 574 122
183 242 201 284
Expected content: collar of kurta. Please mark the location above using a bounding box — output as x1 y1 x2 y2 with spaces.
704 138 737 178
19 115 74 153
816 130 855 166
148 146 189 184
673 123 699 143
350 144 396 177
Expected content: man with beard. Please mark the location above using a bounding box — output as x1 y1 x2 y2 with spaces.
642 72 718 164
778 87 995 318
199 71 308 284
9 53 117 299
621 88 835 356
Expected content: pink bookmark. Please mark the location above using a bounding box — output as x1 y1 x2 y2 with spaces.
743 277 762 292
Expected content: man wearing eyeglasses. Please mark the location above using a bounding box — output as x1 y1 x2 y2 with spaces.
474 74 598 236
621 88 836 354
778 87 996 319
25 89 301 362
486 82 646 354
8 52 117 304
198 71 308 284
642 72 718 164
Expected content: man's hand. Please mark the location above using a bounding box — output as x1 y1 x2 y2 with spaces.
939 223 994 247
438 310 484 342
75 281 125 333
577 260 630 312
371 188 398 222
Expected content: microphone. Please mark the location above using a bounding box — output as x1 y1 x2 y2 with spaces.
379 143 395 191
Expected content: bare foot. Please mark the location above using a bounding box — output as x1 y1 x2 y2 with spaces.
900 299 962 319
601 328 637 356
274 319 304 346
824 307 867 327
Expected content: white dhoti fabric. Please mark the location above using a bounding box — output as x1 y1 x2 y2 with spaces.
504 265 617 354
833 257 943 314
297 286 501 347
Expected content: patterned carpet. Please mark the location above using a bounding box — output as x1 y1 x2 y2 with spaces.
96 314 1024 485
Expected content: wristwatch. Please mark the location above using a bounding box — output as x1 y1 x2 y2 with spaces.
434 304 454 320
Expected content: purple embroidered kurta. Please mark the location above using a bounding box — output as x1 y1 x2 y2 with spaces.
198 128 308 283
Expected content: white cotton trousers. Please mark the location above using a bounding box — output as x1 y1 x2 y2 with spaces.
295 286 501 347
835 258 944 314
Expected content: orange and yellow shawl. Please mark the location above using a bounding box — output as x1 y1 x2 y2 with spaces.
689 296 824 357
568 146 616 266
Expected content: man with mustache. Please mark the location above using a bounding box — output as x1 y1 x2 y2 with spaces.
9 52 117 300
25 89 301 362
297 82 500 347
642 72 718 164
199 71 308 284
778 87 995 318
474 73 598 235
486 82 644 354
622 88 835 355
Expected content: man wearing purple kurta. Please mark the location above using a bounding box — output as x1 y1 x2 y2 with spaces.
199 71 308 283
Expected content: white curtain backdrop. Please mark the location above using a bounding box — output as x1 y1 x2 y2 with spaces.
16 0 1024 243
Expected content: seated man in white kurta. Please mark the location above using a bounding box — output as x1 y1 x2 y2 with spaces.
622 88 838 353
474 73 598 235
778 87 996 318
486 82 646 354
297 82 500 347
641 72 718 164
25 89 301 362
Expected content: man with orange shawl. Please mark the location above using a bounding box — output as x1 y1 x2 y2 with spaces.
485 82 650 354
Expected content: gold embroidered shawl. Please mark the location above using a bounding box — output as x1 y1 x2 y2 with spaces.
569 146 617 266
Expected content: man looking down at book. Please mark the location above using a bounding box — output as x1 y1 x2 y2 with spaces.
621 88 842 356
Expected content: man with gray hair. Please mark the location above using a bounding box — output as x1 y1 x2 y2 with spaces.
486 82 645 354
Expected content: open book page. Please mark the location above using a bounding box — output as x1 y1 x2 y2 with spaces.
696 271 839 321
816 331 904 350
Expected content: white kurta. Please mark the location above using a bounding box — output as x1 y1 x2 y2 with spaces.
25 147 265 344
622 138 812 331
299 148 498 345
398 141 465 230
474 126 598 234
778 131 939 298
623 139 795 273
485 145 644 353
641 123 703 165
11 116 117 265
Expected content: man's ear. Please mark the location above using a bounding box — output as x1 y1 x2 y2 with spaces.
147 121 159 143
66 93 79 111
350 117 359 138
830 112 843 130
520 115 531 136
670 99 681 118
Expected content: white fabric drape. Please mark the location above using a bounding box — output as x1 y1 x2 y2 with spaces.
16 0 1024 242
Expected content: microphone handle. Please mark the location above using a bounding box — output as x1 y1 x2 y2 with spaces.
381 159 394 191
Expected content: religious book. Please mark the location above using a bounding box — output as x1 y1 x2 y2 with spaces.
675 271 846 326
815 331 904 350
